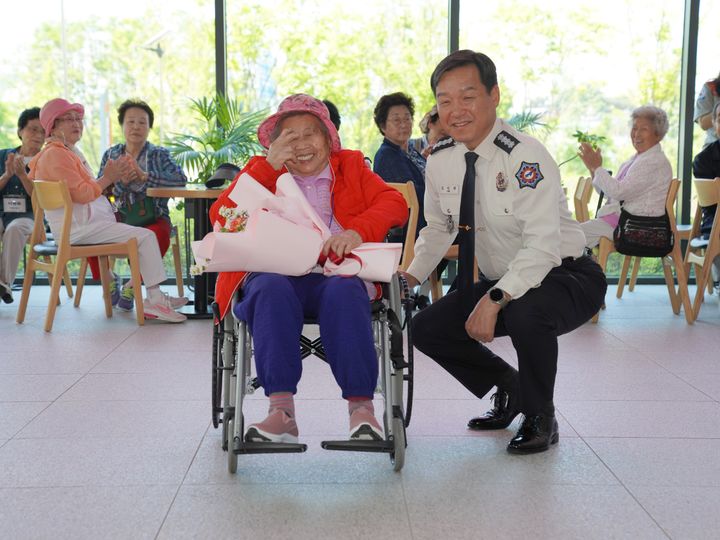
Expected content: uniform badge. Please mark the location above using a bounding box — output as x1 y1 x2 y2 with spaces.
430 136 455 155
495 172 507 192
515 161 544 189
493 130 520 154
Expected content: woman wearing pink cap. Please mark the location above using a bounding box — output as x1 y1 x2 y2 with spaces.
210 94 408 443
28 98 188 323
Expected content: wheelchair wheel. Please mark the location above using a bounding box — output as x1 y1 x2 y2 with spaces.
211 315 223 429
388 274 414 428
390 414 406 472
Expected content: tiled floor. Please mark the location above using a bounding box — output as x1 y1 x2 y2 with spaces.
1 283 719 539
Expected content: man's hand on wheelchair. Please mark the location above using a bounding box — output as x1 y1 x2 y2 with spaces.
397 271 420 290
322 229 363 259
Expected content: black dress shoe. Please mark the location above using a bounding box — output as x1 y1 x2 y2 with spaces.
0 282 13 304
467 389 519 430
506 414 559 454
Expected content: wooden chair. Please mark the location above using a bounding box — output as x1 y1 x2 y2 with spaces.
686 178 720 321
573 176 594 223
387 181 419 271
73 223 184 307
23 232 74 302
593 179 693 324
682 179 716 296
16 180 145 332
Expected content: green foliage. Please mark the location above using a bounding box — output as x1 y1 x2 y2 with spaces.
165 95 266 183
507 111 547 134
557 130 607 167
573 130 607 149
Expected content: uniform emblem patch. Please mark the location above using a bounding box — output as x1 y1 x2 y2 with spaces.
495 172 507 192
493 131 520 154
515 161 544 189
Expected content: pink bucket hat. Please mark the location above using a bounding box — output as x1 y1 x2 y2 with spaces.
40 98 85 137
257 94 341 152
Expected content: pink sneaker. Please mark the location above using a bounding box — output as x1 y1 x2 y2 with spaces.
161 292 188 309
143 297 187 323
349 406 384 441
245 409 299 443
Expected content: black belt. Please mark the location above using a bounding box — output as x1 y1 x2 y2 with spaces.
561 254 589 266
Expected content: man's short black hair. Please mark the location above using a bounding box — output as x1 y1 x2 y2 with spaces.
322 99 341 130
17 107 41 137
430 49 498 95
373 92 415 136
117 99 154 128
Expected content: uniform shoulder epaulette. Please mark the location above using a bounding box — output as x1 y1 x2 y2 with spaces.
493 130 520 155
430 136 455 155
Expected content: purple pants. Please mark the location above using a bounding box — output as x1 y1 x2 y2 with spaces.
233 272 377 399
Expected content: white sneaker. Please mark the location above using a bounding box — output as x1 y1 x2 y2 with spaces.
143 296 187 323
161 292 189 309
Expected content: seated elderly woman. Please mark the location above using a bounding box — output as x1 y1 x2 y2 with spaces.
372 92 426 231
0 107 43 303
578 105 673 248
89 99 188 312
28 98 187 323
210 94 407 443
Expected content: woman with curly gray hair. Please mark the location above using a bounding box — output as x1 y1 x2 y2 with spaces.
577 105 673 248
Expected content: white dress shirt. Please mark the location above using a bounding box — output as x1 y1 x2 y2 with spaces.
407 118 586 300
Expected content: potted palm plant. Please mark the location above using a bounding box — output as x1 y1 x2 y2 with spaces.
166 94 266 186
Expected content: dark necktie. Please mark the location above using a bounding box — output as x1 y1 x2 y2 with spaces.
458 151 479 317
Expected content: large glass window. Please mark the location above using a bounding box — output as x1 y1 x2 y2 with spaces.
226 0 448 160
0 0 214 280
459 0 685 277
0 0 214 172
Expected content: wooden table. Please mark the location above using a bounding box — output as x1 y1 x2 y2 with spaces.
147 185 223 319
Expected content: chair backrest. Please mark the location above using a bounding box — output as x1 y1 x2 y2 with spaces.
31 180 74 251
693 178 720 208
665 179 681 233
573 176 593 223
387 181 419 271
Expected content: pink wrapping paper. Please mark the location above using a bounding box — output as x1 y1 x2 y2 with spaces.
191 173 402 282
323 243 402 283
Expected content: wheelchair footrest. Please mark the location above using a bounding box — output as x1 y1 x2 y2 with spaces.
321 439 393 453
234 441 308 454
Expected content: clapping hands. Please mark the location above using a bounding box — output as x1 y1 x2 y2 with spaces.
103 154 146 185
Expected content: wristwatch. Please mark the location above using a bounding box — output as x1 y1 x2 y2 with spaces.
488 287 510 309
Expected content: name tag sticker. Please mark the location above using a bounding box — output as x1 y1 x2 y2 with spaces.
3 195 27 213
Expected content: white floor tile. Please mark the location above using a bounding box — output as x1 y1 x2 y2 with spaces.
158 483 412 540
0 402 49 439
558 400 720 438
587 437 720 487
0 374 83 402
404 483 665 540
16 400 209 440
0 485 176 540
630 485 720 539
0 437 200 487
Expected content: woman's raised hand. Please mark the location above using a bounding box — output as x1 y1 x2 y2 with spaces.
266 128 300 171
578 142 603 175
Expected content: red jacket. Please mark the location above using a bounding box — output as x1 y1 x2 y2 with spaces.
210 149 408 319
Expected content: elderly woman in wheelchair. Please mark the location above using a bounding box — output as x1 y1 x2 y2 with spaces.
210 94 408 445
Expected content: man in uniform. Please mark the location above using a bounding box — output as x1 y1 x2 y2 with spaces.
402 50 606 454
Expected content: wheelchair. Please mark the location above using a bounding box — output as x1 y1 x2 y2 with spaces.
211 273 415 472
